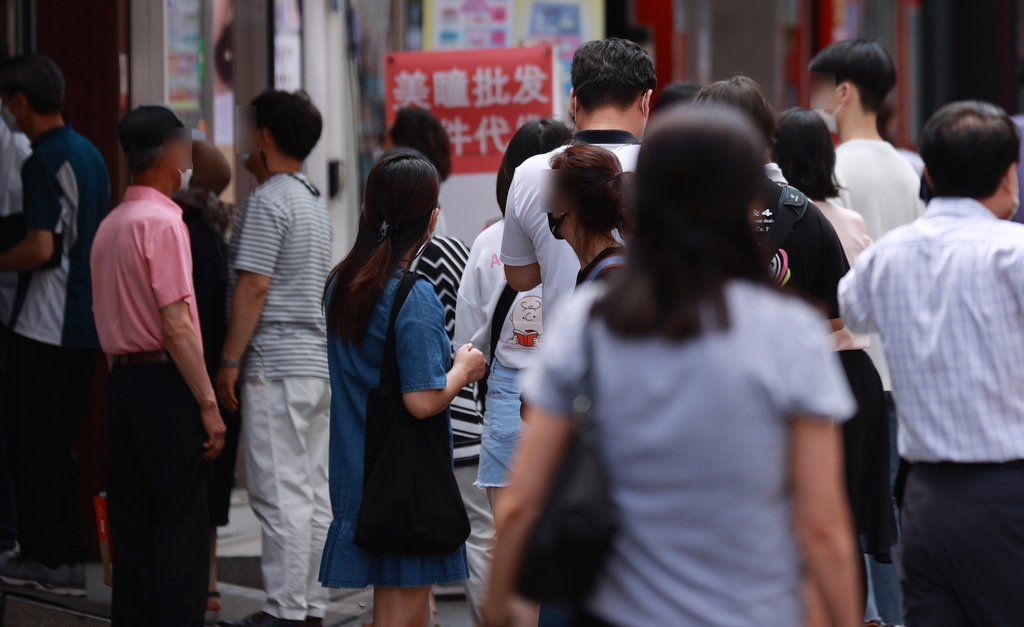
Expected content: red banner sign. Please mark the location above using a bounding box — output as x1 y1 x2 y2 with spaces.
386 45 557 175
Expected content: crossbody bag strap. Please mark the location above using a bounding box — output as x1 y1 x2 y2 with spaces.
764 185 809 254
379 272 422 388
583 253 626 284
479 282 519 409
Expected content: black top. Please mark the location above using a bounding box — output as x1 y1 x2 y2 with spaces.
182 209 229 380
576 246 627 286
762 180 849 319
572 129 640 145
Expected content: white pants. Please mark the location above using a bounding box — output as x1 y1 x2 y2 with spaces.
241 377 332 621
454 463 495 624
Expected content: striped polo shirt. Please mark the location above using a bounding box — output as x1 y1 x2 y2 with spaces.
227 172 331 380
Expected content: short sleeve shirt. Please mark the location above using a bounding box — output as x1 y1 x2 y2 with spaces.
12 125 109 348
501 130 641 320
763 181 850 319
227 173 332 380
521 282 855 626
90 186 201 354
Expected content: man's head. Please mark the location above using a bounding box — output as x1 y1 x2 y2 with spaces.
0 54 64 139
919 101 1020 219
251 89 322 163
692 76 777 162
654 81 702 114
809 39 895 118
569 38 657 137
118 106 195 196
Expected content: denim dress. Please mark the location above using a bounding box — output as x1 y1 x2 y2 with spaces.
319 273 469 588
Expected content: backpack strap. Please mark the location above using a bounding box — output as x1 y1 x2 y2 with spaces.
764 185 809 253
583 252 627 284
479 283 519 412
379 272 421 389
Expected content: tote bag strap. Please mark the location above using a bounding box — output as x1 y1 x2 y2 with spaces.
379 272 422 388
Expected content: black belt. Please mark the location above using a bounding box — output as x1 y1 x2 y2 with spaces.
113 351 172 366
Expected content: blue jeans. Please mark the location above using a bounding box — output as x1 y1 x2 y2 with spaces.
868 392 904 625
539 604 574 627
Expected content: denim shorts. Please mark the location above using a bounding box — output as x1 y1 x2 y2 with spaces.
476 360 525 488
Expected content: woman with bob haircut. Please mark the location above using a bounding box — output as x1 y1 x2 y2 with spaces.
482 107 862 627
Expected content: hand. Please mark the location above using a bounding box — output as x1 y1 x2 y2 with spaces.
215 365 240 412
200 404 227 460
454 343 487 385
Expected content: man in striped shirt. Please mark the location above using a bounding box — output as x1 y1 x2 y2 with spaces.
216 90 332 627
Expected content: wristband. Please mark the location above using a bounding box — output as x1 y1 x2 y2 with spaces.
220 354 242 369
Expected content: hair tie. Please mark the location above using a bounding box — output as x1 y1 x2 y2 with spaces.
377 220 400 243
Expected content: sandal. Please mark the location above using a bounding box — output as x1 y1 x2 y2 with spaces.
205 590 221 625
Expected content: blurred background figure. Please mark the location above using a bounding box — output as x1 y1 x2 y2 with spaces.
171 140 239 625
484 106 862 627
653 81 702 113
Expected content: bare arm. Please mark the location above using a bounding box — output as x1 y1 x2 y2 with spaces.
482 405 575 626
402 343 486 419
829 317 845 333
0 229 54 272
505 262 542 292
162 300 226 460
791 417 862 627
215 270 271 412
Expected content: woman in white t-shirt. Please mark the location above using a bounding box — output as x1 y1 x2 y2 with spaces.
775 108 899 625
454 119 571 501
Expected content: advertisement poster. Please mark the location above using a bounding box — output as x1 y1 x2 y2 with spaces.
165 0 204 127
386 45 556 174
516 0 604 108
212 0 235 147
425 0 514 50
274 0 303 92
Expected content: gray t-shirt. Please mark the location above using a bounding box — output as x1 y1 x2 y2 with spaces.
228 172 332 380
522 281 855 627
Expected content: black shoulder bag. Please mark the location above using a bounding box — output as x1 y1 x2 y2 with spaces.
354 272 471 555
517 318 617 604
477 283 518 414
765 185 809 254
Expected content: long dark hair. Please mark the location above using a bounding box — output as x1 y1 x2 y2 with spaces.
773 108 841 200
594 106 770 340
496 119 572 214
550 143 632 249
325 154 439 343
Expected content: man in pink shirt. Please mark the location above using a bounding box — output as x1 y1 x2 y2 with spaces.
90 105 226 627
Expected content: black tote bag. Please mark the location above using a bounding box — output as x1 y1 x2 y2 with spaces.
517 321 618 604
354 272 471 555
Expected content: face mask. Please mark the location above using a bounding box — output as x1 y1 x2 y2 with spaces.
547 213 568 240
0 106 19 133
371 147 384 163
1009 177 1020 220
177 168 193 192
815 88 844 134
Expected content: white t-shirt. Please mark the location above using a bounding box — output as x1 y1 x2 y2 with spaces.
833 139 921 389
835 139 925 240
0 124 31 324
454 220 545 370
500 133 641 317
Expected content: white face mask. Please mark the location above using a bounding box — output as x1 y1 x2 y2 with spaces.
815 87 844 134
1009 175 1020 220
177 168 193 192
0 106 19 133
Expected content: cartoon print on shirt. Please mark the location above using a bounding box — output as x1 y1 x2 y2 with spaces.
508 295 543 347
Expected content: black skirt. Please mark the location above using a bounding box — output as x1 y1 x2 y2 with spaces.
839 349 899 562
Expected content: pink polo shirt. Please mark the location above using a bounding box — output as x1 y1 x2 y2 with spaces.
91 185 202 354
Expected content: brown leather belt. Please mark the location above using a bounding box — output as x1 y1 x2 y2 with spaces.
113 351 172 366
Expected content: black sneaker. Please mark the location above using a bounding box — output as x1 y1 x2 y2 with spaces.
219 612 305 627
0 557 70 595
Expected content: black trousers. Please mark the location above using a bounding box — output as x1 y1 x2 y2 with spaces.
107 363 209 627
899 461 1024 627
3 332 94 566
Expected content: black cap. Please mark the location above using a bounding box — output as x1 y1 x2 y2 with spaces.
118 105 204 153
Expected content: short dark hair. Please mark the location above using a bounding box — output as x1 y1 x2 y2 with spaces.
571 38 657 111
655 81 702 111
550 143 632 247
388 107 452 181
125 146 164 177
773 108 841 201
809 39 896 114
692 76 777 146
0 54 64 113
251 89 322 160
918 101 1020 199
496 118 571 214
